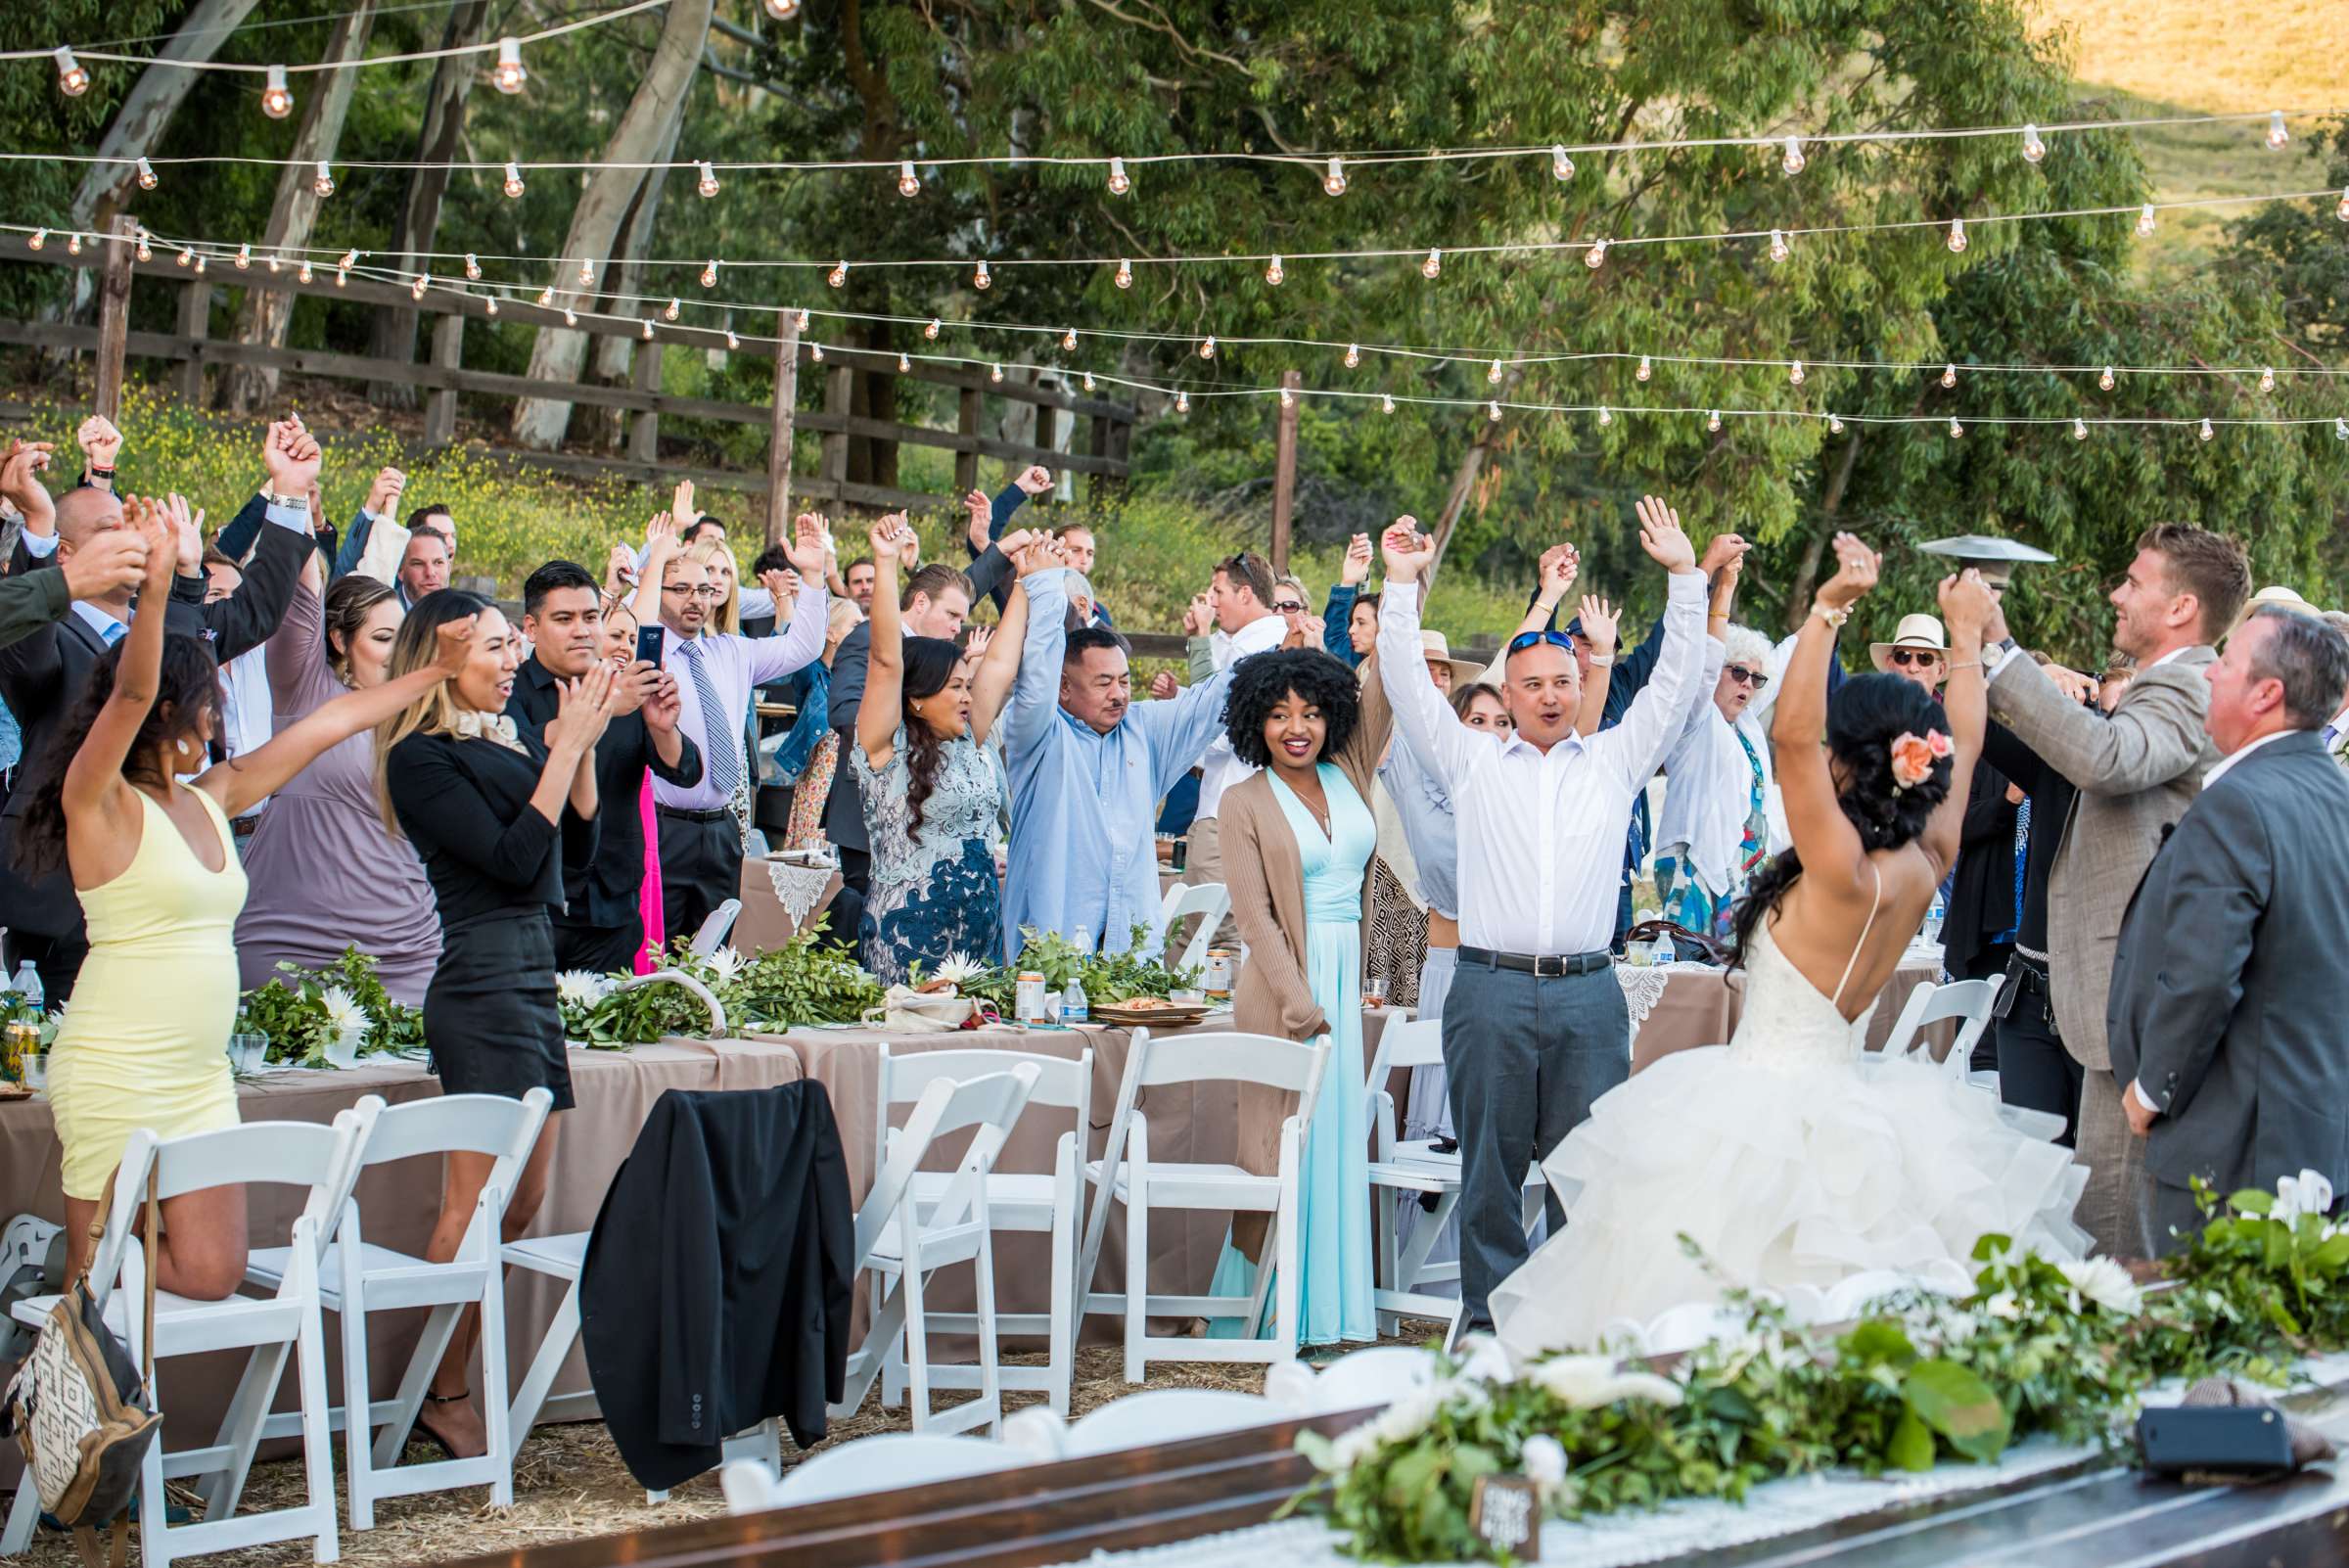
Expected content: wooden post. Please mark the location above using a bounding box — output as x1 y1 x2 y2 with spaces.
953 385 982 496
92 215 137 424
1269 368 1302 574
175 274 208 405
764 309 800 545
423 310 464 446
818 361 853 500
627 336 665 463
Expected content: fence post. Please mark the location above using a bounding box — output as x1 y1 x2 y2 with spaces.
765 309 801 545
819 361 852 499
93 215 138 424
953 385 982 495
1269 368 1302 574
627 336 665 464
424 310 464 446
175 274 208 405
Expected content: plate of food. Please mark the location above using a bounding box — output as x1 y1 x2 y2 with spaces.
1090 996 1212 1029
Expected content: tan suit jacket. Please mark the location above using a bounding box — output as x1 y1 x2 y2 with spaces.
1987 644 2219 1071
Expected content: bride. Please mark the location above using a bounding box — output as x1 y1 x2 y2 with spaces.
1493 537 2089 1359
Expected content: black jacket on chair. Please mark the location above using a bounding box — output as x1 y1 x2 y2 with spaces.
579 1081 855 1491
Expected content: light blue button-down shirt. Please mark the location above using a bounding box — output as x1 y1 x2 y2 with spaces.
1378 735 1460 921
1002 569 1237 960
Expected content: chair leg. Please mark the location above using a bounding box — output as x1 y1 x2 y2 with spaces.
1048 1149 1078 1416
1374 1186 1401 1338
879 1265 908 1409
1122 1192 1147 1385
1245 1217 1278 1339
507 1275 579 1445
3 1463 42 1553
1274 1132 1304 1363
374 1302 463 1470
902 1254 932 1431
480 1277 516 1509
296 1302 342 1563
973 1228 1002 1436
139 1367 174 1568
341 1298 376 1532
203 1340 290 1520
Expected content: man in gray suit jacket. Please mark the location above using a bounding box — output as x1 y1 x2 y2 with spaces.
1967 523 2250 1258
2110 606 2349 1252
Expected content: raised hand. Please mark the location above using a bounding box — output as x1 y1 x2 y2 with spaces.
430 612 479 678
963 487 992 553
1936 569 2001 644
262 418 322 493
758 567 798 605
126 496 176 594
1698 530 1748 578
164 492 204 576
1181 591 1213 637
365 466 406 517
1536 542 1580 603
0 438 57 532
995 528 1039 559
1011 532 1063 577
1816 531 1880 612
1148 670 1179 700
604 542 636 594
788 510 832 576
1381 516 1438 583
642 669 683 733
60 524 147 603
1015 463 1054 496
868 513 910 565
74 415 121 471
669 478 696 529
305 482 331 535
1339 532 1374 588
1634 495 1696 574
1578 594 1621 657
963 623 994 661
1280 611 1326 651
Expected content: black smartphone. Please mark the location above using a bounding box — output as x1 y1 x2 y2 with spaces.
634 623 666 667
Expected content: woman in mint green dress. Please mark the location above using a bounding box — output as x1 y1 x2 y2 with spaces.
1211 645 1392 1349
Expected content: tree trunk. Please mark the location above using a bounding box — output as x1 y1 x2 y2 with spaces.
509 0 715 450
218 0 378 413
1785 429 1865 630
1422 368 1516 597
368 0 492 408
848 320 899 490
586 113 686 450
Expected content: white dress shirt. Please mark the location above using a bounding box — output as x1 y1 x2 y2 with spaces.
1192 610 1289 820
1378 571 1709 956
2201 725 2298 790
652 579 829 811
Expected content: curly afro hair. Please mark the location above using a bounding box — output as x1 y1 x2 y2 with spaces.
1730 671 1953 962
1222 648 1360 768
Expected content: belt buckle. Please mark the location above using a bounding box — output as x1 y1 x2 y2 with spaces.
1535 954 1565 978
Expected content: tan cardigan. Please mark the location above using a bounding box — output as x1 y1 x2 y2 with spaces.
1216 649 1393 1257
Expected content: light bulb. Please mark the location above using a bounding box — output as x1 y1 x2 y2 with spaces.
1488 358 1503 384
1551 145 1575 181
1487 399 1500 422
1829 413 1844 434
1198 336 1216 359
923 318 942 340
562 305 576 324
194 254 206 274
2073 417 2088 439
1941 362 1958 389
265 252 279 272
990 362 1003 383
641 318 655 341
1114 257 1132 289
1344 344 1360 368
2136 203 2156 238
260 64 293 119
53 46 89 98
898 351 910 372
312 161 335 199
537 286 554 306
1281 387 1296 409
65 233 81 255
1635 354 1652 381
464 254 481 280
335 265 348 287
1265 254 1284 286
1584 237 1607 269
504 161 525 199
2021 123 2046 163
697 161 719 199
411 272 429 300
173 244 191 266
1596 405 1612 427
230 242 247 269
974 259 991 290
134 229 151 261
2338 186 2349 222
298 260 312 283
2199 416 2214 441
1769 228 1790 263
1082 370 1097 392
1946 217 1966 253
701 259 717 288
1948 417 1962 438
1106 157 1130 196
828 259 847 288
576 256 593 286
2267 110 2289 150
896 160 920 199
664 297 680 321
724 329 738 349
2099 365 2115 392
794 307 809 330
2337 417 2348 440
1781 133 1806 175
2259 365 2276 392
1061 327 1077 350
1420 248 1442 280
484 296 498 316
342 247 359 270
1322 157 1347 197
810 342 823 362
1175 391 1191 412
1790 359 1806 385
135 157 158 191
493 36 526 94
1707 409 1722 432
762 0 801 18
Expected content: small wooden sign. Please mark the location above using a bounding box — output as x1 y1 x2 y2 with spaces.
1469 1475 1541 1560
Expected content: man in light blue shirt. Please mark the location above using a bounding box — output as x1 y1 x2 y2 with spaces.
1001 564 1256 960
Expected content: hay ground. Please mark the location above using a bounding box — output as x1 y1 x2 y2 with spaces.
11 1326 1448 1568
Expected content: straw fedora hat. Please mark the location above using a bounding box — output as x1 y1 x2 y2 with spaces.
1868 614 1948 673
2232 583 2312 634
1417 628 1485 686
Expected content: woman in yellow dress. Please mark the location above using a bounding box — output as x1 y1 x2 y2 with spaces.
15 487 472 1297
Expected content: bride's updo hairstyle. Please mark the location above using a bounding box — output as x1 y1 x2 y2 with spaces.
1728 671 1954 966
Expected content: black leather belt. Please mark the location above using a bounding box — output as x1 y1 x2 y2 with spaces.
231 815 261 839
1459 945 1610 978
656 806 733 824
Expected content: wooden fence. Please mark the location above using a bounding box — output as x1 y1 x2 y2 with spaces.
1 216 1135 542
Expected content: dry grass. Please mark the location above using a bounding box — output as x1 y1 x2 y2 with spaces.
2034 0 2349 116
11 1328 1447 1568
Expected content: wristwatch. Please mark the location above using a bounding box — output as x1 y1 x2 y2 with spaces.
266 491 308 511
1982 637 2018 673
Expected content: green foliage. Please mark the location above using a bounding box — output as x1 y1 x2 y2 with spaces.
557 917 885 1044
958 925 1201 1010
726 919 889 1027
232 950 420 1067
2134 1177 2349 1384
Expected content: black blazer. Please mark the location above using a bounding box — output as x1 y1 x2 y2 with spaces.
1942 752 2017 977
2108 729 2349 1203
579 1083 854 1490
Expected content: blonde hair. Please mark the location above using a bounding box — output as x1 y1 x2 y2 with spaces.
373 591 491 836
684 537 741 634
824 597 862 664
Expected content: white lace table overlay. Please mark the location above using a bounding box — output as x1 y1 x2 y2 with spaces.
1613 960 1723 1042
762 858 837 925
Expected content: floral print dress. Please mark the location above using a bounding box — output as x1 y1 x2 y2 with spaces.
850 724 1005 983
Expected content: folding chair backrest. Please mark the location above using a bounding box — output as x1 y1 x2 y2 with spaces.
875 1045 1091 1179
1310 1345 1438 1412
1361 1017 1442 1131
1153 881 1229 973
690 899 744 955
1882 977 2002 1065
1063 1389 1273 1455
1132 1030 1327 1096
361 1088 553 1253
760 1433 1019 1508
854 1065 1041 1268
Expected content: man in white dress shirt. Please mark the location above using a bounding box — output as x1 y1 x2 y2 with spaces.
1378 497 1708 1330
1180 549 1287 945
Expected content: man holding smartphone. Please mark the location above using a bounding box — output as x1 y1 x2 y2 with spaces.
509 559 703 973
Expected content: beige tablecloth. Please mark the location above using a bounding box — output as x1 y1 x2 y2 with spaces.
733 853 846 953
1627 958 1946 1075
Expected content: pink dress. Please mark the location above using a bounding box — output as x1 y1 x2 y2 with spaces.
634 769 663 972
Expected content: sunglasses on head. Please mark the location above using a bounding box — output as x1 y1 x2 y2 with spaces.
1725 665 1770 689
1888 647 1942 669
1507 629 1578 656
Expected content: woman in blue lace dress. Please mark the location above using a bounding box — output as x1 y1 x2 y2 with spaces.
852 514 1036 982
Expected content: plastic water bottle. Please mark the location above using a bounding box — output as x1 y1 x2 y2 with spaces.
12 962 42 1016
1651 930 1677 966
1923 892 1948 946
1062 977 1089 1026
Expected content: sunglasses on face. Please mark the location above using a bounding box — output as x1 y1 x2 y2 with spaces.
1888 648 1941 669
1271 599 1306 614
1725 665 1770 689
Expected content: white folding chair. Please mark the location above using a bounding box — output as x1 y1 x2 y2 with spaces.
1878 974 2004 1090
1055 1389 1276 1456
3 1110 376 1567
720 1432 1020 1513
874 1046 1090 1416
1361 1019 1544 1344
832 1065 1042 1437
1075 1029 1331 1382
246 1088 552 1530
1152 881 1230 974
1267 1344 1439 1415
689 898 744 956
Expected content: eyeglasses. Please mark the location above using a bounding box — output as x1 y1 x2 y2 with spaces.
1271 599 1306 614
663 583 723 599
1507 629 1577 656
1887 648 1942 669
1725 665 1771 689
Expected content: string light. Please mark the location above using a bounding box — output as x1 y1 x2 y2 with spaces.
464 253 481 280
410 272 429 300
537 285 555 306
1769 228 1789 262
1551 146 1574 181
2136 203 2156 237
2099 365 2115 391
1198 335 1216 359
1635 354 1652 381
1281 386 1296 409
1707 409 1722 432
267 253 279 272
1487 358 1503 384
794 307 809 329
53 46 89 97
1082 371 1096 392
1948 417 1962 438
2199 416 2215 440
576 256 593 286
2259 365 2276 392
924 317 941 340
1106 157 1130 196
1781 134 1805 175
234 242 250 269
663 297 680 320
492 37 526 94
484 296 497 315
701 258 717 288
897 351 909 372
1940 362 1958 389
762 0 801 18
1344 344 1360 368
64 233 80 255
1380 393 1396 413
1265 254 1284 286
897 161 919 198
135 156 157 191
974 258 991 290
1175 390 1191 412
2073 417 2088 438
2267 110 2289 149
311 161 334 198
1584 237 1607 269
193 254 206 273
1487 399 1501 421
1946 217 1966 253
697 161 719 199
1060 327 1077 350
2021 123 2046 163
1114 257 1132 289
1322 157 1346 197
990 362 1003 383
503 161 525 198
173 243 191 266
809 341 822 361
723 328 737 348
2337 186 2349 221
2338 418 2349 440
1596 405 1612 427
134 228 150 260
260 65 293 119
641 318 655 340
562 304 575 324
1421 247 1442 279
1828 413 1844 433
1789 359 1805 385
297 259 311 282
828 259 848 287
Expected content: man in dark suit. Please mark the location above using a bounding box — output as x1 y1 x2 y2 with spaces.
0 419 313 996
2110 605 2349 1253
509 560 703 974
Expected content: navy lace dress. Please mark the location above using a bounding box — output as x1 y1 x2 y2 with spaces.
850 725 1004 982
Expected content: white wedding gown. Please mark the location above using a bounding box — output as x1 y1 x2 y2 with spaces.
1492 903 2092 1360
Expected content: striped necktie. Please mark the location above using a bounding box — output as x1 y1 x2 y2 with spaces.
678 640 740 799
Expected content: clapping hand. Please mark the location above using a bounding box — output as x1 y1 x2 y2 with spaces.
1149 670 1179 700
1380 516 1438 583
429 613 479 679
1015 463 1054 496
1634 495 1696 574
1817 532 1880 612
550 661 621 753
74 415 121 472
1339 533 1373 588
1578 594 1621 658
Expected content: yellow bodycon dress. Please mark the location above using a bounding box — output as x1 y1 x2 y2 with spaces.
47 785 249 1201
